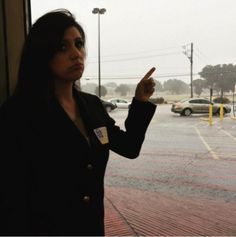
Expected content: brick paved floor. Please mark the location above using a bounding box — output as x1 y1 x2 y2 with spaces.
104 186 236 236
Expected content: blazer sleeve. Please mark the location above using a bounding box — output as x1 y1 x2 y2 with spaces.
106 98 156 158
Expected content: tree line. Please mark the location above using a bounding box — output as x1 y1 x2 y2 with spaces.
81 64 236 97
156 64 236 96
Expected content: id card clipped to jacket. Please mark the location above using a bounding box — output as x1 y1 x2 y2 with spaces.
94 127 109 144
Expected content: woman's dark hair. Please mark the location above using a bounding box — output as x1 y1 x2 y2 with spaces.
14 9 86 101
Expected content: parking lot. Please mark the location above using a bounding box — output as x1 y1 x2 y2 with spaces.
104 105 236 236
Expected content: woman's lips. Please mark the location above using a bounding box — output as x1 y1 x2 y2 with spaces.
70 63 84 71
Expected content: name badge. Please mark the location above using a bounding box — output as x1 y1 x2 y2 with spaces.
94 127 109 144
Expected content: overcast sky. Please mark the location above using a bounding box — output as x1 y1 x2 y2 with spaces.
31 0 236 85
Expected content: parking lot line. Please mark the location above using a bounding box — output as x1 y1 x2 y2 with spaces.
194 127 219 160
220 129 236 142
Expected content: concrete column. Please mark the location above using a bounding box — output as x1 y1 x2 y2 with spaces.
0 0 31 103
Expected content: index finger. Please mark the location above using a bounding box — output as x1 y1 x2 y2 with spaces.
142 67 156 80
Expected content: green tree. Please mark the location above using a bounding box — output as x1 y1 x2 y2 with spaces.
163 79 189 94
95 85 107 97
199 64 236 94
104 82 117 88
153 79 163 91
192 79 205 96
220 64 236 92
115 84 130 96
198 65 217 89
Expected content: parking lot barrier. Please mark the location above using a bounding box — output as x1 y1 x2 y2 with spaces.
220 104 224 122
209 104 213 125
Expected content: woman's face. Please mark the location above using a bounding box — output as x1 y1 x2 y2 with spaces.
49 26 85 83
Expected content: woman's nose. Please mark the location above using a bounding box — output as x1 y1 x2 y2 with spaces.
70 46 82 60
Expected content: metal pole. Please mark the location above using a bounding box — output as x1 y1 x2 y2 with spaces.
233 87 235 117
92 8 106 97
190 42 193 98
182 43 193 98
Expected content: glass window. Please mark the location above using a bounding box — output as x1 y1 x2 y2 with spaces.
29 1 236 235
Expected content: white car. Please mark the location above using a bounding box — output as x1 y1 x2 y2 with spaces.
108 98 131 109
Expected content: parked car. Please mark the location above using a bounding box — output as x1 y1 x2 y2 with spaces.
101 99 117 112
108 98 131 109
171 98 231 116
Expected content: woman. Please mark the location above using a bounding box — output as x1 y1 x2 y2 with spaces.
0 9 156 236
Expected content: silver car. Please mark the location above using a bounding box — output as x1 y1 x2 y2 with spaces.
171 98 231 116
108 98 131 109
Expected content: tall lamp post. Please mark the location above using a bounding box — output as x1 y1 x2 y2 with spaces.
92 8 106 98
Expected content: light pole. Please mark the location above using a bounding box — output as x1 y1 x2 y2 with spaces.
92 8 106 98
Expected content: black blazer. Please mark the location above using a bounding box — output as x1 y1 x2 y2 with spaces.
0 91 156 236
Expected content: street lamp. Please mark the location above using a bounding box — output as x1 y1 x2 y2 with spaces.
92 8 106 97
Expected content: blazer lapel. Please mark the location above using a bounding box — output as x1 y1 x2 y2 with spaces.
74 92 108 148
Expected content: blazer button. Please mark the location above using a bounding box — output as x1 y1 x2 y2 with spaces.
87 164 93 170
83 196 91 203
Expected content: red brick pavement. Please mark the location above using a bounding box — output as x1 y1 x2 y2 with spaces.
104 186 236 236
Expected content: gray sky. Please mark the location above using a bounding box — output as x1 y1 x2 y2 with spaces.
31 0 236 85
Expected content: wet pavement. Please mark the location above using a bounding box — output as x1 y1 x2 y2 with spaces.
104 106 236 236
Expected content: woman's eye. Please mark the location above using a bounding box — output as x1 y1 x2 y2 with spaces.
75 39 84 49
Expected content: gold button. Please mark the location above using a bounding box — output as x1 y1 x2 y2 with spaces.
83 196 90 203
87 164 93 170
